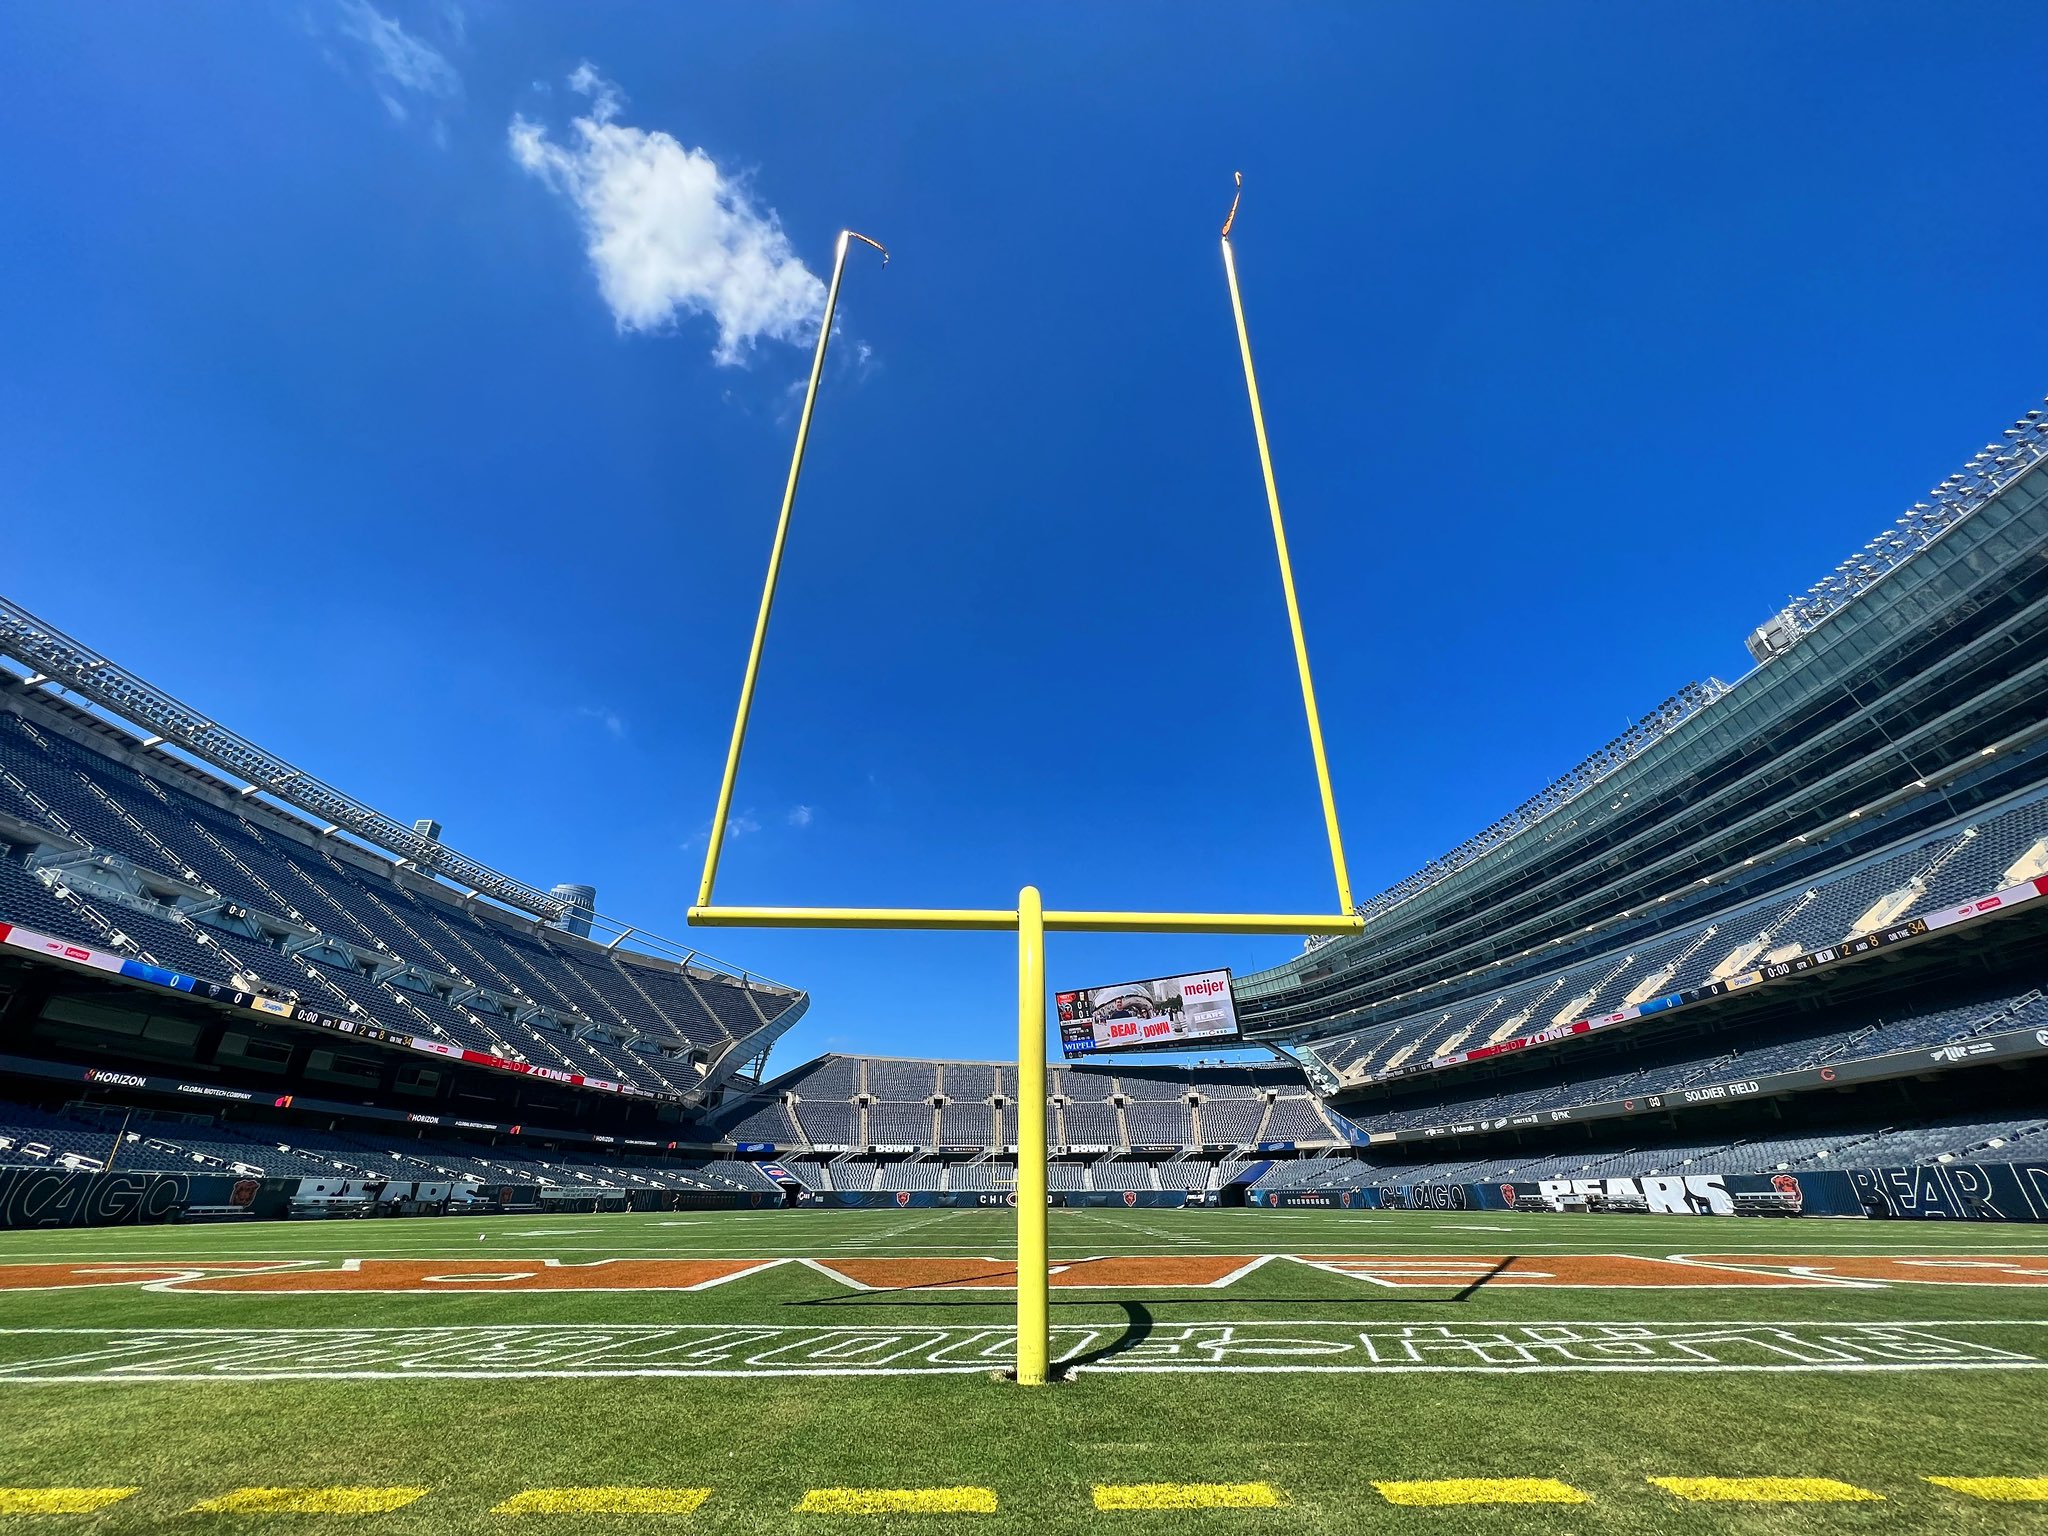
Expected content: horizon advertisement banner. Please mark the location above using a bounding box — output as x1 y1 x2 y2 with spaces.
1056 968 1238 1058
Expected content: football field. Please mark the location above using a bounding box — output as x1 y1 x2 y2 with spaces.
0 1206 2044 1533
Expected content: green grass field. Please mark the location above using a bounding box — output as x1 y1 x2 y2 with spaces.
1 1206 2044 1533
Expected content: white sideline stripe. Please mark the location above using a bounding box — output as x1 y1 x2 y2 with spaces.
1080 1362 2048 1375
9 1248 2038 1288
2 1362 2042 1383
4 1327 2048 1335
12 1236 2048 1253
5 1237 2046 1256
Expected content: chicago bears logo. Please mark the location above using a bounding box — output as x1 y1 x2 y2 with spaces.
229 1179 260 1208
895 1189 912 1208
1122 1190 1138 1207
1500 1184 1516 1205
1771 1173 1804 1209
1338 1190 1352 1208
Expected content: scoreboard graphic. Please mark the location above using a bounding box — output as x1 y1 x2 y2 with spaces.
1056 968 1239 1058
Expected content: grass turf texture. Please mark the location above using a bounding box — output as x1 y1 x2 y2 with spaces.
0 1207 2043 1534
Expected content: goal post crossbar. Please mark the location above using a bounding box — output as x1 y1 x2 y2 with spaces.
687 905 1364 935
686 183 1362 1386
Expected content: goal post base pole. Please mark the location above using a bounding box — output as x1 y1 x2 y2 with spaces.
1014 885 1050 1386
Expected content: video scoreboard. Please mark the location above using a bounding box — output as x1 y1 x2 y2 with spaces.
1056 968 1239 1058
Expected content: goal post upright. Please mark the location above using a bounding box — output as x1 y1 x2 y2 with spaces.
686 185 1365 1386
697 229 890 915
1219 172 1355 916
1014 885 1049 1386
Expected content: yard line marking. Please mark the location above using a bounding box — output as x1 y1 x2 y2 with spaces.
1093 1483 1283 1509
808 1254 1273 1291
0 1488 137 1513
1649 1477 1881 1503
494 1488 712 1514
187 1487 430 1513
1292 1253 1850 1288
1 1320 2042 1381
1688 1254 2048 1287
0 1258 789 1294
1925 1476 2048 1501
795 1487 996 1514
1373 1479 1587 1506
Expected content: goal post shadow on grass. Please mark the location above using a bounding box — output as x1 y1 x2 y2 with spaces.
687 177 1364 1386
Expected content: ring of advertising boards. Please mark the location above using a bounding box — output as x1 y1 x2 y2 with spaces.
1056 968 1238 1058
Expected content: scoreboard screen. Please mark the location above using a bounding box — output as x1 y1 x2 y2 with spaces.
1056 968 1238 1058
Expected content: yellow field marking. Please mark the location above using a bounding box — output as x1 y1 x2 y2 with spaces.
1372 1479 1587 1506
1926 1477 2048 1501
1649 1477 1880 1503
494 1488 712 1514
796 1487 997 1514
0 1488 137 1514
187 1487 430 1514
1093 1483 1284 1510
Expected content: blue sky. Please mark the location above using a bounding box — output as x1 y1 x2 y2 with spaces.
3 6 2044 1071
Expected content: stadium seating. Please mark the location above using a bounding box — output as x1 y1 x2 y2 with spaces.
947 1162 1012 1191
1155 1160 1215 1190
1123 1100 1192 1146
873 1160 944 1191
864 1059 939 1098
1090 1159 1153 1190
1242 448 2048 1031
1344 988 2048 1134
1236 1109 2048 1189
0 704 800 1094
938 1101 994 1146
1295 785 2048 1088
703 1055 1341 1172
1059 1102 1120 1147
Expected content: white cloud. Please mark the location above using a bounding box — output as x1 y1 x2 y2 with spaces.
576 705 626 740
680 806 774 851
336 0 460 122
787 804 814 828
510 65 826 364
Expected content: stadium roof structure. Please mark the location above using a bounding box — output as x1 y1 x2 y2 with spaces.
1308 390 2048 950
1746 395 2048 659
1329 679 1730 942
0 595 571 924
0 594 790 996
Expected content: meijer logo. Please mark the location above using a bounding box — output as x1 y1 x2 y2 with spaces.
1181 976 1228 999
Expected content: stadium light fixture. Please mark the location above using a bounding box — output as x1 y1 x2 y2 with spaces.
685 184 1363 1386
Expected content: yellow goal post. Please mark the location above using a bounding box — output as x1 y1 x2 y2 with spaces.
687 179 1363 1385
